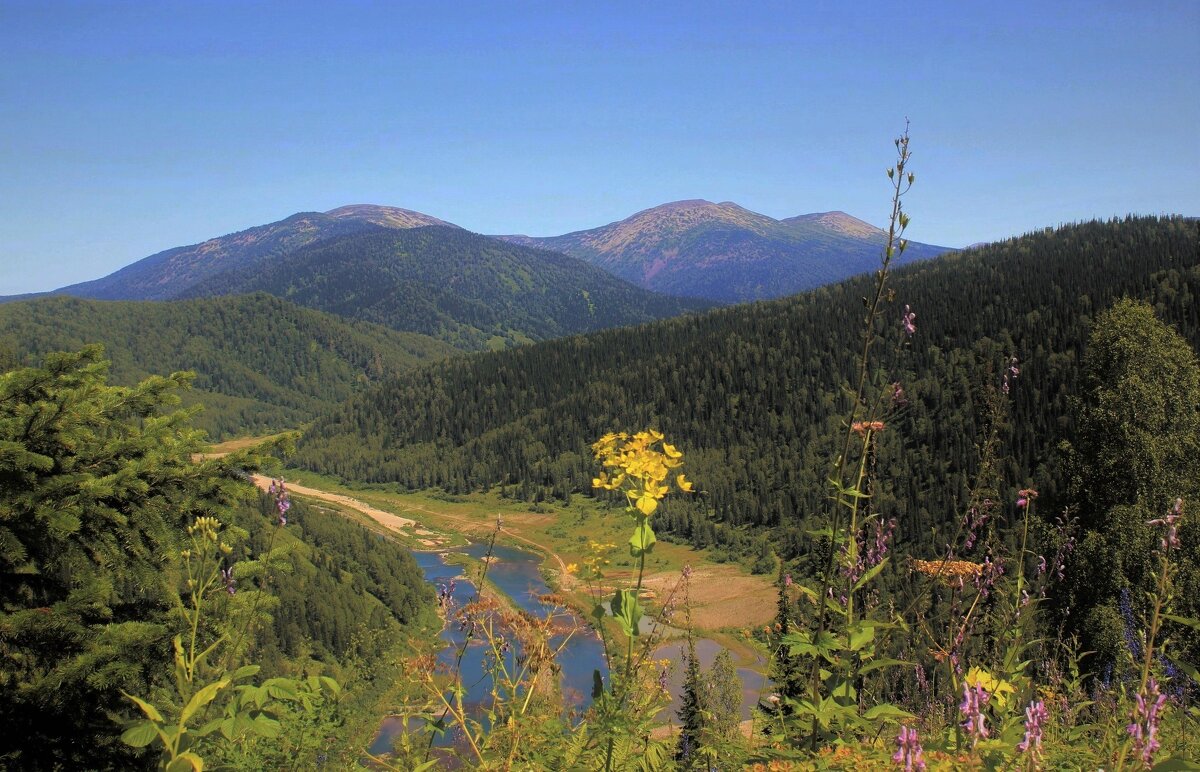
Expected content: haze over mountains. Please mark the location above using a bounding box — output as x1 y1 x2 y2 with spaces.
496 199 954 301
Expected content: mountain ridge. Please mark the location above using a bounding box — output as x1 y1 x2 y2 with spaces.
494 199 954 301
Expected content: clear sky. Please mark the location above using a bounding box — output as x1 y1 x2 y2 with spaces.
1 0 1197 295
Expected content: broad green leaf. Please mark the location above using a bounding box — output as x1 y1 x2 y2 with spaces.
251 713 282 738
319 675 341 695
229 665 260 681
611 588 642 638
848 623 875 652
120 720 160 748
181 679 229 725
264 678 298 701
123 692 164 722
628 519 656 557
165 751 204 772
864 703 915 722
852 558 888 592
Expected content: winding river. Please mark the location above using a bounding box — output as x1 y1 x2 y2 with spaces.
369 542 766 757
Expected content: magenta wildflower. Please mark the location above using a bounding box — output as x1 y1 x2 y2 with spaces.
783 573 792 587
901 305 917 336
960 681 990 747
221 565 236 595
890 381 908 408
892 725 926 770
1127 677 1166 766
1018 699 1048 759
1147 498 1183 553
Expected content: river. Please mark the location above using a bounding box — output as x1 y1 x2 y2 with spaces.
369 542 767 757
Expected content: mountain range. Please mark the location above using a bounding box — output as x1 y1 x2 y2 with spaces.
496 200 954 301
10 201 954 310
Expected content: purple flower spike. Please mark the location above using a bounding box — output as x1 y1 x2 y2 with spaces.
221 566 236 595
1128 677 1166 766
1018 699 1048 759
892 725 926 770
960 681 990 747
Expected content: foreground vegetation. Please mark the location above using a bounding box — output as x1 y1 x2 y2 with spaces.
2 131 1197 769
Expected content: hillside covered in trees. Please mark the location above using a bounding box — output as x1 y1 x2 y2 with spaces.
294 216 1200 563
179 225 713 350
0 293 456 438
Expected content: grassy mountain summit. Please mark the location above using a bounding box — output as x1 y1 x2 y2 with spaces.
42 204 457 301
0 292 455 437
179 225 713 350
495 199 953 302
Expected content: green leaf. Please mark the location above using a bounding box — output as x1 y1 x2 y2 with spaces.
848 622 875 652
318 675 341 695
123 692 164 722
1167 655 1200 685
120 720 160 748
852 558 888 592
1150 759 1200 771
858 657 910 675
611 588 642 638
863 703 915 722
592 669 605 700
166 752 204 772
264 677 298 701
591 603 606 623
1163 614 1200 631
628 519 656 557
180 679 229 725
229 665 260 681
251 713 282 738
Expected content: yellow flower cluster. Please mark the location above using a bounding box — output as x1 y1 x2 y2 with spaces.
964 666 1016 709
582 540 616 578
591 430 694 516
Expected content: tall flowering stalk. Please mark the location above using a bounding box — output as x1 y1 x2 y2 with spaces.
591 429 693 771
1113 498 1186 769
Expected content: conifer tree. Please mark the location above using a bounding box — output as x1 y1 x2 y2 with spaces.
0 346 263 769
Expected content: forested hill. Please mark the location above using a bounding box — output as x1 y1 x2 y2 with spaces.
0 293 456 438
25 204 456 302
180 225 714 350
294 216 1199 561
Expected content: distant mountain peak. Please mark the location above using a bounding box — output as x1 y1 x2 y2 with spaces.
782 211 886 239
493 200 954 302
324 204 455 229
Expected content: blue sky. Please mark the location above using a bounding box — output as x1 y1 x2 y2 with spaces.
2 0 1197 295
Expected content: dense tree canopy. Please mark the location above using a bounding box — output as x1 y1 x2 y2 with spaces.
294 217 1200 567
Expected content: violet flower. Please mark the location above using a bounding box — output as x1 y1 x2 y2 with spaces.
902 305 917 336
1127 677 1166 766
1018 699 1048 759
221 566 236 595
892 725 926 770
960 681 990 747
